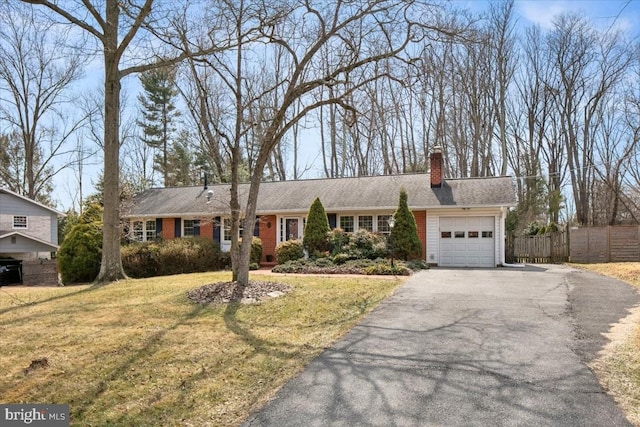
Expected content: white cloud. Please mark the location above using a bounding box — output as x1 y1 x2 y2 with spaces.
516 0 640 34
517 1 578 29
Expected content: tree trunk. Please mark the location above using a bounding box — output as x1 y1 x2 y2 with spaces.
95 1 127 284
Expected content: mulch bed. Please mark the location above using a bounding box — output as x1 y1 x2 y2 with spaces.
187 280 292 305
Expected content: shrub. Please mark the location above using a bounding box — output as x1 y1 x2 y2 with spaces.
303 197 330 254
390 189 423 260
343 259 377 269
57 203 103 284
58 223 102 284
250 237 263 265
345 229 388 260
121 238 226 278
271 257 410 275
158 237 224 275
314 257 334 268
121 243 160 278
362 263 410 276
405 259 430 271
333 253 355 265
328 228 349 255
275 239 304 264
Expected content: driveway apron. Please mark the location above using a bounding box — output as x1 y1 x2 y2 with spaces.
243 265 639 427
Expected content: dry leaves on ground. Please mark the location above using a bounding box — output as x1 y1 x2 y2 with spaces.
186 280 292 304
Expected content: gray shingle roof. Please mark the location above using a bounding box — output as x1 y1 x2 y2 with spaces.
123 174 517 218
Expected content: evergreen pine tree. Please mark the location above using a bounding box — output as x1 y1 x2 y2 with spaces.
57 202 103 284
163 131 198 186
303 197 330 255
137 66 181 186
390 188 423 260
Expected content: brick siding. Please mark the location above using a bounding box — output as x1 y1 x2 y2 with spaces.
258 215 277 263
413 210 427 258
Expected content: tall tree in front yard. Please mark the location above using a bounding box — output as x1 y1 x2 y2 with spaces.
21 0 232 284
390 189 422 261
182 0 455 285
137 66 181 186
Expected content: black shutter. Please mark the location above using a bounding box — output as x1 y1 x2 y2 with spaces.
213 216 221 242
327 213 337 229
174 218 181 237
253 216 260 237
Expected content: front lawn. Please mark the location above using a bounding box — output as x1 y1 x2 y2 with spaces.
0 272 403 426
571 263 640 425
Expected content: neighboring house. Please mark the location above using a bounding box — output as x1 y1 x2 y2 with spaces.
124 148 517 267
0 188 65 285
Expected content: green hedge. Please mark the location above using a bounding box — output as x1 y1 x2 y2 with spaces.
58 222 102 284
275 239 304 264
122 237 229 278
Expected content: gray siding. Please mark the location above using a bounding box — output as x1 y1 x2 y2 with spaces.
0 192 59 246
0 234 57 252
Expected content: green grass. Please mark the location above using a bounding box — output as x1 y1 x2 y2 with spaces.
0 272 403 426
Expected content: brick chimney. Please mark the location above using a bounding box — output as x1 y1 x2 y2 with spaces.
430 145 443 188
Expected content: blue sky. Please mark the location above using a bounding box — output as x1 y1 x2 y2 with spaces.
51 0 640 211
514 0 640 32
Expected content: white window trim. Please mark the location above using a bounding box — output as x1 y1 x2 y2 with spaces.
339 213 393 234
131 219 157 242
278 216 305 243
222 217 244 243
183 219 196 238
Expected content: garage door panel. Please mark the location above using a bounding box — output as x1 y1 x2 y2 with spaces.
439 216 495 267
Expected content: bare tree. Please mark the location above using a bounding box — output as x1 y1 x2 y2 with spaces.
0 2 86 203
230 0 452 285
547 13 632 225
21 0 236 283
487 0 516 177
180 0 452 285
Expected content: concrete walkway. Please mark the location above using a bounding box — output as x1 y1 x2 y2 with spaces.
243 265 639 426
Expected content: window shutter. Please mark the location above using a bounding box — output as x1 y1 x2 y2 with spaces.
253 216 260 237
327 213 337 229
156 218 162 238
213 216 221 242
194 219 201 236
174 218 181 237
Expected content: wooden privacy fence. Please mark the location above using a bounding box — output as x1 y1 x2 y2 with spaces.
507 231 568 264
570 225 640 263
506 226 640 264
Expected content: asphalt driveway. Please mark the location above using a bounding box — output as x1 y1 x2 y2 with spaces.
243 265 640 427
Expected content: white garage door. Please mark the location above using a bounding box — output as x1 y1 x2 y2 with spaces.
439 217 495 267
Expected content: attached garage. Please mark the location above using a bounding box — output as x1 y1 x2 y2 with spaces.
439 216 495 267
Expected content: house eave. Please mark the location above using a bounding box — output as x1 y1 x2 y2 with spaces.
0 231 60 251
0 188 66 217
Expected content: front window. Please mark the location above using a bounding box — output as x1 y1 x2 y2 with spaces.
377 215 392 234
132 220 157 242
13 216 27 229
145 220 156 241
184 219 195 237
133 221 144 241
223 218 244 241
339 215 354 233
358 215 373 232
